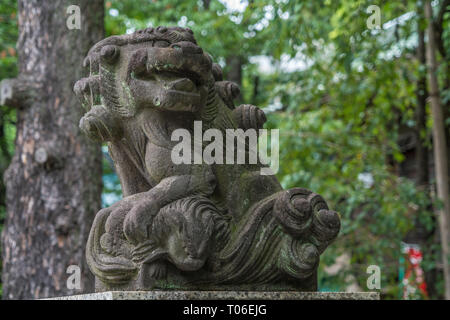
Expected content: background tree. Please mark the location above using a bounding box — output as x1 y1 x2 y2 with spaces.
425 0 450 299
101 0 449 298
0 0 103 299
0 0 448 299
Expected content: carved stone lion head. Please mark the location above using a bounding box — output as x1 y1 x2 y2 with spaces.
74 26 239 142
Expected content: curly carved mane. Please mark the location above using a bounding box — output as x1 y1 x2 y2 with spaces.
80 27 240 127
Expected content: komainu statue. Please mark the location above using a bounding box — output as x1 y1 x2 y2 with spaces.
74 26 340 291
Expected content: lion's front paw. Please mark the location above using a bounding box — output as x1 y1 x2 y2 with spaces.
123 199 160 245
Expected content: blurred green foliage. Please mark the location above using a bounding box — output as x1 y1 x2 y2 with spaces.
0 0 449 299
102 0 448 298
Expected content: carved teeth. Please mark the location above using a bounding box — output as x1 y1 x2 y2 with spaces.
170 41 203 54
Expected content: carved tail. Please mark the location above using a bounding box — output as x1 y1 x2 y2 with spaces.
274 188 340 279
204 193 284 285
202 188 340 286
86 209 137 285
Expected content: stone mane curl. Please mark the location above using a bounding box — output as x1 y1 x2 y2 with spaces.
75 26 263 143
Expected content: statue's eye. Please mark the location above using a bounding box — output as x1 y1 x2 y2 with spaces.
154 40 170 48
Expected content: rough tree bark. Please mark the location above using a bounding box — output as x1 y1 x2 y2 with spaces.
1 0 104 299
425 0 450 300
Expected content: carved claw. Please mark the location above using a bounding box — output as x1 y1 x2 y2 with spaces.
79 105 123 142
123 198 160 245
74 76 101 110
136 262 167 290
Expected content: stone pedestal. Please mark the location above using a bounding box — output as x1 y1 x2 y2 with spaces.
47 291 380 300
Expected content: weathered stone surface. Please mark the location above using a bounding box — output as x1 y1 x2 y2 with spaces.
75 26 341 292
48 291 380 300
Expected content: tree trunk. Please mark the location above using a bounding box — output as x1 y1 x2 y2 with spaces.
425 0 450 300
226 55 243 103
415 27 429 189
412 10 438 297
1 0 104 299
202 0 211 10
434 0 450 191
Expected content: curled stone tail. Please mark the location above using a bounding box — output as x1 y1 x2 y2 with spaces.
86 210 137 285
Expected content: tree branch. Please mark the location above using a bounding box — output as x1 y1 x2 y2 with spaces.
0 78 37 109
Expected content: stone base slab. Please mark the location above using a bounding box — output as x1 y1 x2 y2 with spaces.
48 291 380 300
